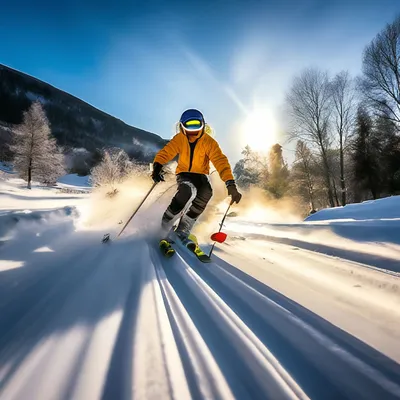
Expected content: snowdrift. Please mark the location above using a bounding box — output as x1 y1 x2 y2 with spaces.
0 207 77 240
306 196 400 222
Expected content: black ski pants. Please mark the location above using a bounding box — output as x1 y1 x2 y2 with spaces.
164 173 213 222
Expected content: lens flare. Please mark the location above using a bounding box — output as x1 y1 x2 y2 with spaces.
240 108 278 151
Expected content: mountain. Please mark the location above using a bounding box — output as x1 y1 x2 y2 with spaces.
0 64 167 162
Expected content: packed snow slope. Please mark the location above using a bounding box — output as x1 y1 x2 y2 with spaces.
1 175 400 400
228 195 400 274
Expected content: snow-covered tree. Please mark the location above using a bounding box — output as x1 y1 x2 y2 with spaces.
11 101 65 189
89 148 134 190
233 146 264 189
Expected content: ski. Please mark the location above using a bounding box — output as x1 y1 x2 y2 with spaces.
159 239 176 258
159 232 211 263
181 234 212 263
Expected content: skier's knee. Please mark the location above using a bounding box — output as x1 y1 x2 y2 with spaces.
203 185 213 201
178 182 195 205
168 182 195 215
187 190 212 219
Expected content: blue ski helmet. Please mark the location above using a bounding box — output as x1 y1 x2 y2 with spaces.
179 109 205 127
179 109 205 135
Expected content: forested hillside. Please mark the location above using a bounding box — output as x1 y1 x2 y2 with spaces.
0 64 167 162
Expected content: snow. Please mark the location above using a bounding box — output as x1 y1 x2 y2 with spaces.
1 177 400 399
305 195 400 222
25 91 48 104
56 174 91 190
0 162 15 174
0 178 87 213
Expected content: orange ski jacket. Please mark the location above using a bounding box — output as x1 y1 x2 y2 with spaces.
154 131 234 182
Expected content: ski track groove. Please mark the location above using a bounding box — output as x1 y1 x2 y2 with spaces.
0 244 134 400
133 242 189 400
162 249 309 399
0 248 109 392
184 252 400 399
150 246 235 400
0 235 400 399
212 250 400 383
181 256 310 400
100 246 145 400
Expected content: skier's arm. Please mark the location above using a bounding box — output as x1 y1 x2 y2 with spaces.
209 142 241 203
208 139 235 183
154 134 181 165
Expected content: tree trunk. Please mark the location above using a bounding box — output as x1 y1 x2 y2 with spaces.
324 168 335 207
308 184 315 210
332 178 340 207
27 158 32 189
340 136 346 205
368 176 377 199
320 146 335 207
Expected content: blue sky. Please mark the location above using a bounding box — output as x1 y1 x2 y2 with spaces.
1 0 399 162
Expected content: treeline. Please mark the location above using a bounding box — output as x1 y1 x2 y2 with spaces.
8 101 157 188
234 15 400 213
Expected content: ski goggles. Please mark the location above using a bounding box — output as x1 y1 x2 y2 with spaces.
181 119 204 131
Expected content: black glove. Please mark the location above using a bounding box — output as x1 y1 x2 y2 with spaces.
151 162 165 183
227 183 242 204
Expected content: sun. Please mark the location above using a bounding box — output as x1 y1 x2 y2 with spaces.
240 109 279 152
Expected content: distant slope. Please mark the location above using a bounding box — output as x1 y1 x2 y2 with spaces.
0 64 167 161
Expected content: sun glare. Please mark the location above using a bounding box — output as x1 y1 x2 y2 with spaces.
240 109 278 152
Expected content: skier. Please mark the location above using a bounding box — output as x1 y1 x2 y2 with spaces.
151 108 242 242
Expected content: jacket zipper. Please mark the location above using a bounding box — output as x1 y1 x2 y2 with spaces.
187 130 204 172
188 140 198 171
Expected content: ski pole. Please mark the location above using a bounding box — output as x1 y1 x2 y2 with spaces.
218 199 233 232
208 199 233 258
117 181 158 238
102 181 158 243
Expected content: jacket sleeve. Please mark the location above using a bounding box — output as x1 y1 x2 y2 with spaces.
208 138 235 182
154 134 181 165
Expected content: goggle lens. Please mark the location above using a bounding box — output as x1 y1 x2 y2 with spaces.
182 119 203 130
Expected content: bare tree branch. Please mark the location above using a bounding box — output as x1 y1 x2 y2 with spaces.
330 71 356 205
286 68 335 206
360 16 400 123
